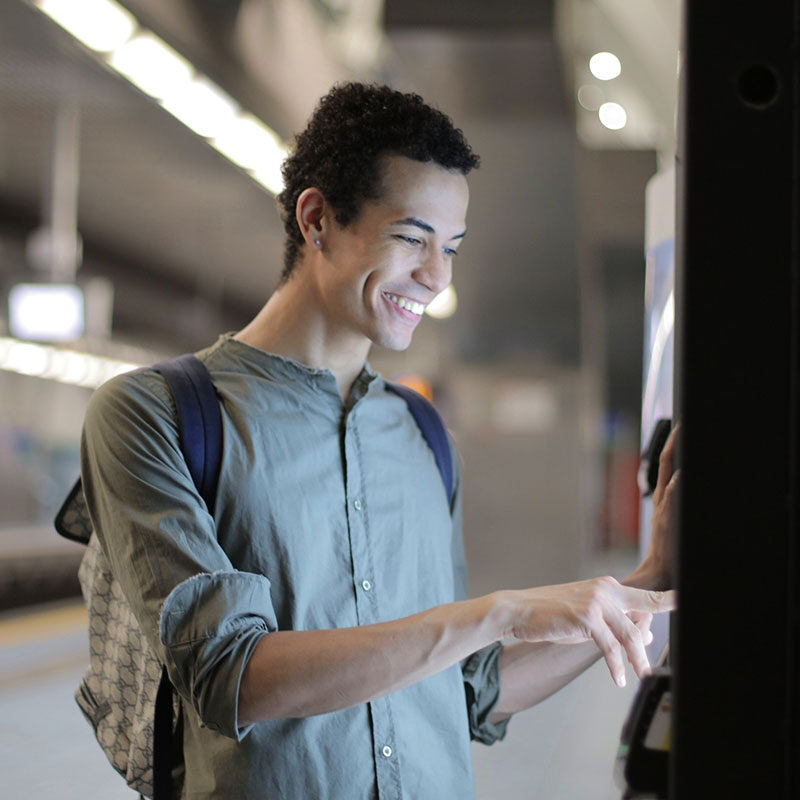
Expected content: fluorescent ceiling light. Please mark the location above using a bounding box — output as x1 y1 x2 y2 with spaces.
109 33 192 101
36 0 136 53
589 52 622 81
599 102 627 130
425 284 458 319
212 115 287 192
212 116 284 169
161 77 239 139
34 0 288 196
0 337 142 387
250 163 285 196
9 283 85 341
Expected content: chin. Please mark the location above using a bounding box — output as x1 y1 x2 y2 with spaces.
371 330 415 352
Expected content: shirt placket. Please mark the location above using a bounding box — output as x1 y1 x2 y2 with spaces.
343 406 403 800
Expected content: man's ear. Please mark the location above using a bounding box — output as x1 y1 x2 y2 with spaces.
296 188 328 250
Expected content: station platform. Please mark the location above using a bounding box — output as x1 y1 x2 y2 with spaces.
0 600 134 799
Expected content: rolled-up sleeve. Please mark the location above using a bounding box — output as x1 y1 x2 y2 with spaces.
80 369 277 741
461 643 509 744
448 442 510 745
160 571 276 739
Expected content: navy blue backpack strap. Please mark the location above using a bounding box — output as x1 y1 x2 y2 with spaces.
150 353 222 799
385 382 455 508
153 353 223 516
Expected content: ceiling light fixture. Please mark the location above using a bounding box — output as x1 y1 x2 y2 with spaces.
598 102 628 130
36 0 136 53
0 337 142 387
212 116 287 195
31 0 287 195
589 51 622 81
109 33 192 101
161 77 239 139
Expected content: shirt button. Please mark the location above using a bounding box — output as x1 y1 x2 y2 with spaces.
353 499 362 511
361 579 372 591
381 745 392 758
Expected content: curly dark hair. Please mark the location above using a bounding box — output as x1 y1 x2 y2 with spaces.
276 82 480 282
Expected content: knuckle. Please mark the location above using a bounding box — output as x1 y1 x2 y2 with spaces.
594 575 617 592
622 626 642 647
648 590 665 606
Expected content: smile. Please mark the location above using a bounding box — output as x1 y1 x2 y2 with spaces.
384 293 426 316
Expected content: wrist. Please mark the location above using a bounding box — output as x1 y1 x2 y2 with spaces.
482 590 518 641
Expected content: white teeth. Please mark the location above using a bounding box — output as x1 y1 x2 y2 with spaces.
387 294 424 315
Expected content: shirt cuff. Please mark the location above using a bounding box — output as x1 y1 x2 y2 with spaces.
159 570 277 740
462 641 510 745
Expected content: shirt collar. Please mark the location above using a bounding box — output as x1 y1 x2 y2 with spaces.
210 333 379 407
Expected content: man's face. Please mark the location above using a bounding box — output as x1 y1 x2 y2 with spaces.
317 154 469 352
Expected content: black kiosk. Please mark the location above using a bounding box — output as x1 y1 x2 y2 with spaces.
619 1 800 798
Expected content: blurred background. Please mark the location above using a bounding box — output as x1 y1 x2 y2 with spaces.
0 0 678 797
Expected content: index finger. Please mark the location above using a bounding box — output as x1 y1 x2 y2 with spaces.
621 587 677 614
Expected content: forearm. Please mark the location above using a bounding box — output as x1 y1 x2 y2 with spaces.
491 639 602 721
238 594 505 725
238 577 675 726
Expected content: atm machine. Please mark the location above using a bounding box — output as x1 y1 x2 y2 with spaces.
617 2 800 798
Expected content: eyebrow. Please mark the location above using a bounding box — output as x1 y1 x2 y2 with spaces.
392 216 467 240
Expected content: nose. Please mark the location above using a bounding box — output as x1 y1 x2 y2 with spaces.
412 249 451 296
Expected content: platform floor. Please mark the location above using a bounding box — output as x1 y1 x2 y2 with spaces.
0 594 635 800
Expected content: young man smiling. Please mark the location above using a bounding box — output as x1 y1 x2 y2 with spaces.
236 152 468 394
80 83 676 798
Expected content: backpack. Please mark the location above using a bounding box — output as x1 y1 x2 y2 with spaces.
55 353 454 799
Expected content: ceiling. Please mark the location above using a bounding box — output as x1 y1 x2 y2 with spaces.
0 0 284 350
0 0 679 401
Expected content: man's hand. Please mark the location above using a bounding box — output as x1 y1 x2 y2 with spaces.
649 424 679 586
500 577 676 688
627 425 680 591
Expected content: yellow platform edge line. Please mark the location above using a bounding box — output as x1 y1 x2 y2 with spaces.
0 602 87 647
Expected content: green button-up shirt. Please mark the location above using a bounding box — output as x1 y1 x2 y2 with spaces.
81 334 507 799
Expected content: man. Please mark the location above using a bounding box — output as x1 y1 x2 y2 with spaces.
81 83 676 798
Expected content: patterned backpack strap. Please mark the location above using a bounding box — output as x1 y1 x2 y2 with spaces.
384 382 455 508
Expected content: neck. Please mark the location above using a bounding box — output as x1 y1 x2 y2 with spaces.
235 268 371 400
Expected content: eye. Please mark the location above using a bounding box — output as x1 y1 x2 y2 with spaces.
443 247 459 258
394 234 422 246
